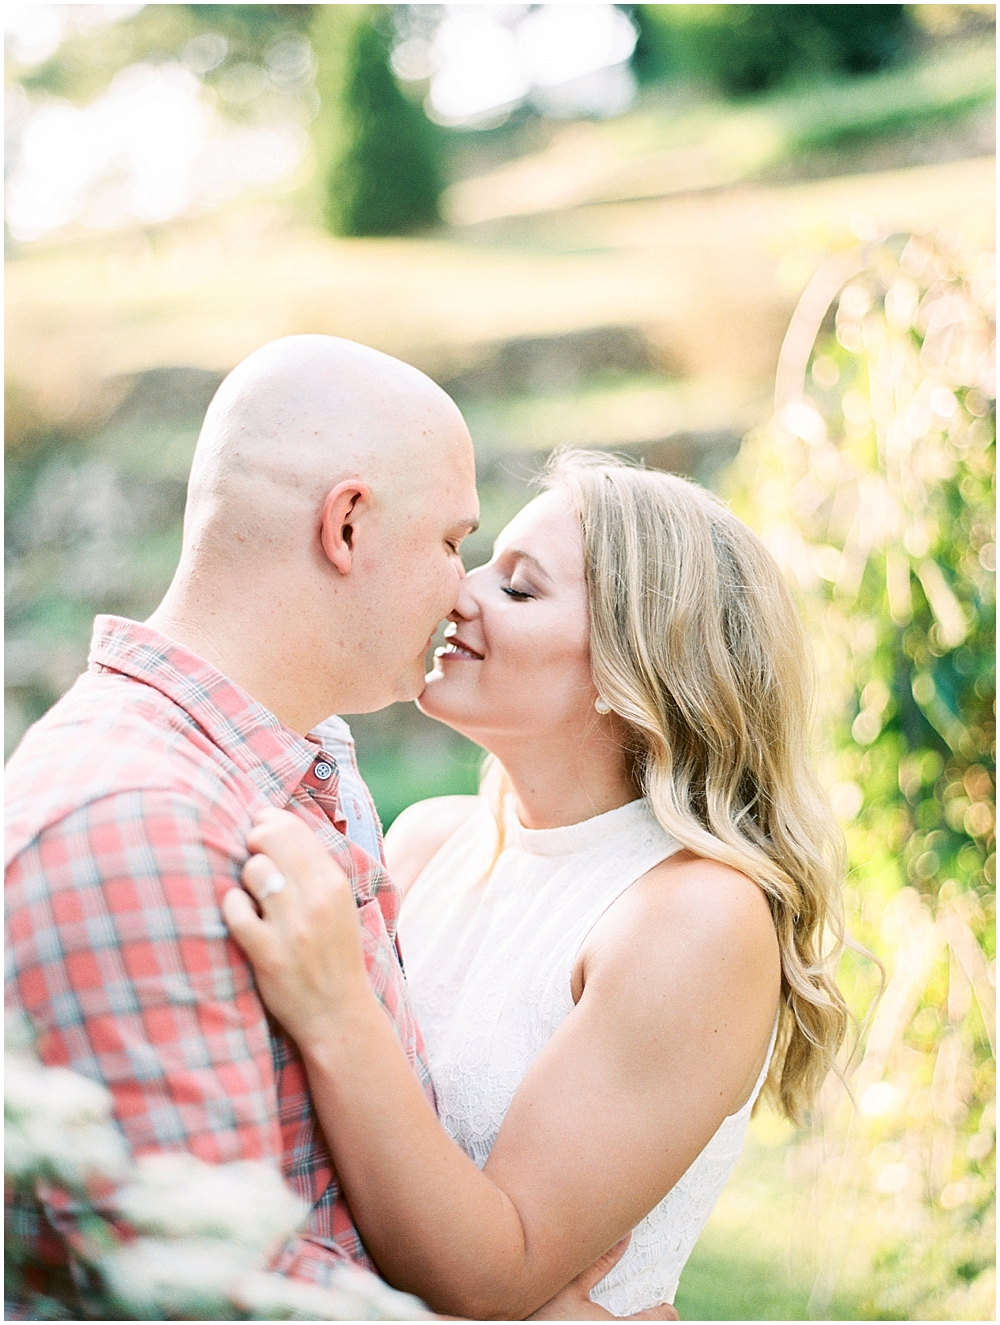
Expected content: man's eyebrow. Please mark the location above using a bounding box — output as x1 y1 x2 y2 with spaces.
505 549 552 582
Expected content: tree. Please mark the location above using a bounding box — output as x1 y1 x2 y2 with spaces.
631 5 914 96
325 11 442 238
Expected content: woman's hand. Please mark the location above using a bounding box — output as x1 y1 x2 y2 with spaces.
529 1237 679 1320
222 808 373 1047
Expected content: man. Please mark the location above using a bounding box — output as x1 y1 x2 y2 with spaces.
6 336 673 1320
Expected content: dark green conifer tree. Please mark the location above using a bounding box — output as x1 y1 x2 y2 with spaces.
326 12 441 237
631 5 914 96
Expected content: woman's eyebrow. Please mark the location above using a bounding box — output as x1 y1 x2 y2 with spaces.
504 549 553 583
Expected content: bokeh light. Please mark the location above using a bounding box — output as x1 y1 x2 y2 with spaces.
421 3 637 124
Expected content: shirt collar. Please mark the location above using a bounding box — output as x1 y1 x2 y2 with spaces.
88 615 330 807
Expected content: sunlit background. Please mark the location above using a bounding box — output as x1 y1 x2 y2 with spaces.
5 4 996 1320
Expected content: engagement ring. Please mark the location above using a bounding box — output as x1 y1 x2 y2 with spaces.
259 872 286 901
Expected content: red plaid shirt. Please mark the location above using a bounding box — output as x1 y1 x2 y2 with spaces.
5 615 434 1312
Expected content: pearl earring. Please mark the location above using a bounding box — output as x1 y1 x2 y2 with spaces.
595 696 611 714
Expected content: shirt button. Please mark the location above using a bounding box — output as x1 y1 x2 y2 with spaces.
314 759 334 782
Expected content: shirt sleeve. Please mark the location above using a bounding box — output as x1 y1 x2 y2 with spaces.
4 786 352 1281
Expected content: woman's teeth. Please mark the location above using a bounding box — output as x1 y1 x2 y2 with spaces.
436 642 482 661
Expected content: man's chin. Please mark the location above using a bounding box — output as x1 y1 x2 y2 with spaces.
392 664 434 707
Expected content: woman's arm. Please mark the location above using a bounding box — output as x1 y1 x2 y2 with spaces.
224 811 779 1321
383 795 480 895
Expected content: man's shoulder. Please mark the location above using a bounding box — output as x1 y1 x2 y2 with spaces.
4 668 236 864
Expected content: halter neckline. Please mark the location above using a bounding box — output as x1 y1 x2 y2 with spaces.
505 795 654 857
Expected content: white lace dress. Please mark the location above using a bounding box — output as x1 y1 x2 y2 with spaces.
398 796 775 1315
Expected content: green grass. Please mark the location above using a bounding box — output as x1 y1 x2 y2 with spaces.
672 1114 863 1322
676 1239 818 1321
780 39 995 156
444 36 995 224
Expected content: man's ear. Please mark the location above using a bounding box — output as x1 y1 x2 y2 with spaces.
320 481 372 575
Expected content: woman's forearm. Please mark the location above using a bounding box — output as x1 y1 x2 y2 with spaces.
225 812 579 1317
299 995 552 1320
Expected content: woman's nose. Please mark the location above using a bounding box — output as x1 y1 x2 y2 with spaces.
449 568 483 622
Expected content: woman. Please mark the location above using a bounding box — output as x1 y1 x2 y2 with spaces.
224 450 849 1320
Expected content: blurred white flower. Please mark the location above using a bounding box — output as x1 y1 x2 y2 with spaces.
102 1235 433 1320
4 1018 430 1319
4 1014 36 1055
99 1237 252 1318
115 1152 307 1249
6 1114 132 1188
6 1057 113 1126
5 1051 131 1187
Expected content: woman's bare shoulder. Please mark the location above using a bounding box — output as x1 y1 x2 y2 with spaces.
643 850 775 924
583 849 779 994
575 850 781 1117
384 795 483 895
639 851 777 956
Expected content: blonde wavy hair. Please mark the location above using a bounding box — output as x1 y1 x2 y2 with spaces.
485 449 849 1124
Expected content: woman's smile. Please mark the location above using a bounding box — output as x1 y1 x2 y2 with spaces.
436 636 484 662
419 489 597 744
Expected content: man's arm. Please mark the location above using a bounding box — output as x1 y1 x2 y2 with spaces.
5 788 352 1290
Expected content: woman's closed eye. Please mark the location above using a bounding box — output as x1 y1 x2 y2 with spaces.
500 584 535 601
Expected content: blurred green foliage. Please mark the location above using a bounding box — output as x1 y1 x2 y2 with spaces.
350 716 483 830
674 1114 866 1320
8 5 989 244
775 38 995 159
16 5 313 105
734 230 995 916
632 4 914 95
4 376 207 753
729 231 995 1319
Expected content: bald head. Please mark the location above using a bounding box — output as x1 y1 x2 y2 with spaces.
186 335 472 556
151 336 479 728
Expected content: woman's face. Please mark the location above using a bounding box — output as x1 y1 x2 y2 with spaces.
417 488 598 744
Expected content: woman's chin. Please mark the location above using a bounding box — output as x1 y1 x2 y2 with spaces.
416 669 469 728
416 668 449 719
